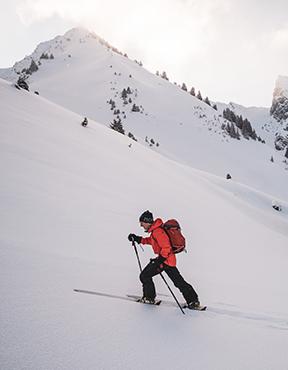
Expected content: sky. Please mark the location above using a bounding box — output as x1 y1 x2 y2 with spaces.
0 0 287 107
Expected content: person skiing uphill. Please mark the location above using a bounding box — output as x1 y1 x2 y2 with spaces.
128 210 201 309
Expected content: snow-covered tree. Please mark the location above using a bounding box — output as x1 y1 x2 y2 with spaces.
26 60 38 74
197 91 203 100
110 118 125 135
132 104 140 112
121 88 127 99
128 132 137 141
181 83 187 91
242 119 253 139
190 87 195 96
161 71 169 81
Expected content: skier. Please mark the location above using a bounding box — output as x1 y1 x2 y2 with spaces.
128 210 201 309
81 117 88 127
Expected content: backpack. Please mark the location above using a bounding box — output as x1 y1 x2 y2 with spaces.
162 219 186 254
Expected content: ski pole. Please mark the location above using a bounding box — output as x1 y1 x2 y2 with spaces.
159 272 185 315
132 240 142 272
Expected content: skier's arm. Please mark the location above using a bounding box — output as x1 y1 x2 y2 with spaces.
140 236 153 245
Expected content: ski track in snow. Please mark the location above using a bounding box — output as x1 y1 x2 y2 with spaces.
207 304 288 331
75 289 288 331
163 300 288 330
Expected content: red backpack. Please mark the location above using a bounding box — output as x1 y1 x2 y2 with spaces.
162 219 186 254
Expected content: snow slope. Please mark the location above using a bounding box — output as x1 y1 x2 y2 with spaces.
1 78 288 370
1 28 287 201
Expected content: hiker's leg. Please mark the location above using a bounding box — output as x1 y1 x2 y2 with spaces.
164 265 198 303
140 261 162 300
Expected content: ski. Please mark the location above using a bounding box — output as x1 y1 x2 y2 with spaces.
127 294 206 311
74 289 161 306
74 289 206 311
183 304 207 311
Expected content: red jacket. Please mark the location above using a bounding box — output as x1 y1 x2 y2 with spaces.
141 218 176 267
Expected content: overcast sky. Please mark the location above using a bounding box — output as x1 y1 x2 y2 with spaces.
1 0 287 107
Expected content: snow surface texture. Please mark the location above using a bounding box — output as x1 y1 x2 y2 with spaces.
1 78 288 370
1 28 288 201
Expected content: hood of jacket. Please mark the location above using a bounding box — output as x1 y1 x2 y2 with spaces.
148 218 163 233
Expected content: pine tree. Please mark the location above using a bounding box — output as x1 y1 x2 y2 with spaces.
251 129 257 140
235 115 243 130
190 87 195 96
27 59 38 74
230 110 237 123
242 119 253 138
213 104 218 110
161 71 169 81
204 97 211 106
270 156 274 162
236 128 241 140
110 118 125 134
226 122 231 135
197 91 203 100
121 88 127 99
181 83 187 91
285 147 288 159
230 123 237 138
128 132 137 141
40 53 49 59
132 104 140 112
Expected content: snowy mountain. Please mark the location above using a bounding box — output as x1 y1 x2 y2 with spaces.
1 28 287 202
217 76 288 155
271 75 288 123
270 76 288 152
1 76 288 370
216 101 271 140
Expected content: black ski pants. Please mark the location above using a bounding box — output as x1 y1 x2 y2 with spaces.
139 260 198 304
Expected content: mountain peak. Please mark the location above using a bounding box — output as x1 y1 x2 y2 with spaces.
64 26 92 37
62 27 103 43
274 75 288 99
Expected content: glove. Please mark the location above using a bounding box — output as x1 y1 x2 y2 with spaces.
128 233 142 244
150 255 166 267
